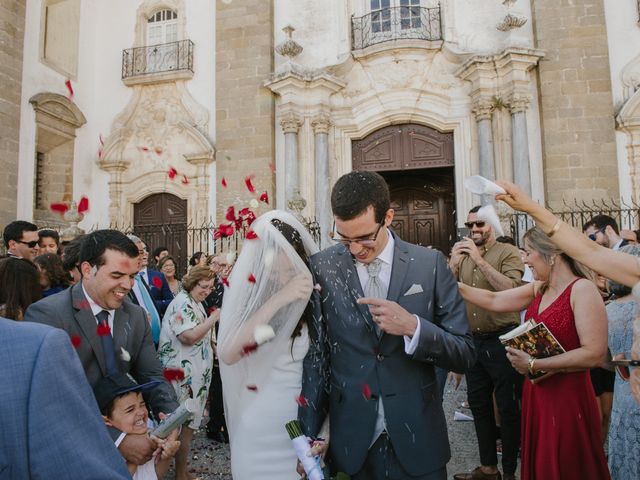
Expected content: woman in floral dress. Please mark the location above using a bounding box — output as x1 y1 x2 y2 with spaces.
158 264 219 480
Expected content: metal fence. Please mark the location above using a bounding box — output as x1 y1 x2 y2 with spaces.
510 198 640 246
351 5 442 50
122 39 194 79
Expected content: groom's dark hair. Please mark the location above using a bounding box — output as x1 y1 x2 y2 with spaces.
331 171 390 223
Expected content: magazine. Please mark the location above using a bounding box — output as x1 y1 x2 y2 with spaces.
499 319 565 383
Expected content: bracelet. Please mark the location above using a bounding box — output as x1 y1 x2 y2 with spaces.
546 220 561 238
527 357 537 375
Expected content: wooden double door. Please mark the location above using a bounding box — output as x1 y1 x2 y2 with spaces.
352 124 456 254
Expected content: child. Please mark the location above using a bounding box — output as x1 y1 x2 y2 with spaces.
93 373 181 479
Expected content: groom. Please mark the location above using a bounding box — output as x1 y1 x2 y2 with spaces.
299 171 474 480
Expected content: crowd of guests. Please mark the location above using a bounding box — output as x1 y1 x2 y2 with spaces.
2 172 640 480
0 219 234 479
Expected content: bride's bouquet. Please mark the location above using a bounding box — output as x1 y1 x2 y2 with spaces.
285 420 324 480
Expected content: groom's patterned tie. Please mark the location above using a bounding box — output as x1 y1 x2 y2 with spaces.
364 257 388 445
365 258 387 338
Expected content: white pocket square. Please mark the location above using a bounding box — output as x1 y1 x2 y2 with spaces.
403 284 424 296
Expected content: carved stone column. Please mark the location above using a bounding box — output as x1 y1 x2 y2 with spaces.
312 114 332 248
472 98 496 195
509 95 532 196
280 112 305 212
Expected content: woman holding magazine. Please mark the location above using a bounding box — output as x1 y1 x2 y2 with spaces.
217 210 318 480
458 226 610 480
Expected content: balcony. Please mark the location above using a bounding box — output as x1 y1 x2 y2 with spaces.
122 39 194 86
351 5 442 53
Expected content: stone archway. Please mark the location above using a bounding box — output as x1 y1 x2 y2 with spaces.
29 92 86 225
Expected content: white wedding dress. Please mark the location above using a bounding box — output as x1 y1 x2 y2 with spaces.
217 210 319 480
230 327 309 479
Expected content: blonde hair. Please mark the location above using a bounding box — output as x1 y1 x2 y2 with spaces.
523 226 593 293
182 264 214 292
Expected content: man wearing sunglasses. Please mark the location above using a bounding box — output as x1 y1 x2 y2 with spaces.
298 171 474 480
583 214 628 250
450 206 524 480
2 220 40 261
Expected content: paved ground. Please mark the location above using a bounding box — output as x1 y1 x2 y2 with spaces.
172 378 520 479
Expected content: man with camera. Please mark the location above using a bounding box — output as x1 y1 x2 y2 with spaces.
449 206 524 480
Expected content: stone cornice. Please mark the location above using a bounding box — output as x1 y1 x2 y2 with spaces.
265 62 345 96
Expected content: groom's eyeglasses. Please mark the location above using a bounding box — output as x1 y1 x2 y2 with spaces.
329 221 384 247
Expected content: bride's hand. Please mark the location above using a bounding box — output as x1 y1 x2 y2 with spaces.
296 439 328 478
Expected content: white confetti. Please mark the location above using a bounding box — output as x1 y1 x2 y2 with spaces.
254 324 276 345
120 347 131 362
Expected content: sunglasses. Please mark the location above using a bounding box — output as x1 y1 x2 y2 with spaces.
464 221 486 229
610 355 640 381
329 221 384 248
588 228 605 241
17 240 39 248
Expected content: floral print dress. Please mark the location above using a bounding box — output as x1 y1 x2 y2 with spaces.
158 290 213 429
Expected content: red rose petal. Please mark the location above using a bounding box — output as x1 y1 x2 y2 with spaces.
245 230 258 240
238 207 251 217
242 342 258 356
248 273 256 283
246 384 258 392
225 206 236 222
207 306 218 315
151 276 162 289
168 167 178 179
246 211 256 226
137 146 150 152
163 367 186 382
181 175 189 185
77 299 90 310
96 323 111 337
70 334 81 348
244 175 256 193
50 202 69 214
65 79 74 101
77 196 89 214
295 395 309 407
362 383 372 400
220 224 234 237
222 277 230 287
221 177 227 188
259 191 269 204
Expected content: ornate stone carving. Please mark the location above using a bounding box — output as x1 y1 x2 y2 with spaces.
496 14 527 32
311 114 331 135
280 111 303 133
275 26 303 60
622 53 640 103
471 98 494 121
508 93 531 113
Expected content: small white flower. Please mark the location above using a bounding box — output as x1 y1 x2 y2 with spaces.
120 347 131 362
254 324 276 345
249 199 259 209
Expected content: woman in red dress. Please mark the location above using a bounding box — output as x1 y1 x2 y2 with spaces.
459 226 610 480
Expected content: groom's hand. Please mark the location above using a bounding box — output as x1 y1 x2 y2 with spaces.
357 297 418 337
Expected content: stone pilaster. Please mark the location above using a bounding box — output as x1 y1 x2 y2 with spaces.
311 114 332 249
280 112 304 212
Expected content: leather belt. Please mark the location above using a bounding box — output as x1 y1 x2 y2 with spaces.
472 324 519 339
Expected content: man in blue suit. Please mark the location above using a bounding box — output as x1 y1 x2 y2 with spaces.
0 318 130 479
133 237 173 316
299 171 474 480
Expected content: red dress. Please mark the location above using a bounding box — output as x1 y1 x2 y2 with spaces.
521 280 610 480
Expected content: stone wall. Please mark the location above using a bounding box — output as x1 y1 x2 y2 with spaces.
215 0 274 222
0 0 26 228
531 0 618 207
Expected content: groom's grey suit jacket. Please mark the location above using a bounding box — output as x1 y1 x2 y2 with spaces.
299 233 474 476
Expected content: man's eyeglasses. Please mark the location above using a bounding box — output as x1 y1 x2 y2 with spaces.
588 228 605 241
464 221 486 229
329 221 384 248
17 240 39 248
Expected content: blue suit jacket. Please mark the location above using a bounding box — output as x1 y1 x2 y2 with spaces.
145 268 174 315
0 318 131 479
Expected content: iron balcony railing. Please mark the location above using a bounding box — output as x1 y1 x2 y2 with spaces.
352 5 442 50
122 39 194 79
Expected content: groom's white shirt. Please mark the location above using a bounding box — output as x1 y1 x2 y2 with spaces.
355 229 421 354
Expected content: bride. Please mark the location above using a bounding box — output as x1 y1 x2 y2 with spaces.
218 210 318 479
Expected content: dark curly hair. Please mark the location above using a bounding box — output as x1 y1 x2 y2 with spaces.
331 170 390 223
34 253 70 290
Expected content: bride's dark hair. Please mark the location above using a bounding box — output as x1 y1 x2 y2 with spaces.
270 219 314 341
